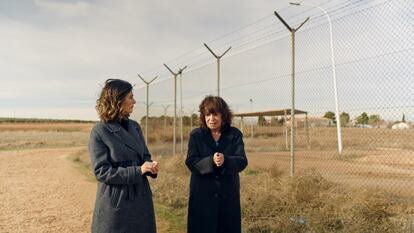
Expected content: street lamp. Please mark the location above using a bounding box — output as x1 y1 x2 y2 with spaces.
290 2 343 155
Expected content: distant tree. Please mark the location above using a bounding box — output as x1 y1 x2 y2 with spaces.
356 112 369 125
258 116 267 126
324 111 337 125
368 114 381 125
191 113 199 125
324 111 335 120
182 116 190 125
140 116 146 125
340 112 350 126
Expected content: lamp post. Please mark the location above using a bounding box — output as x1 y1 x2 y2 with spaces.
138 74 158 143
290 2 343 155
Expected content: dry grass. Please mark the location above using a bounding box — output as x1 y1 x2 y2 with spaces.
0 123 93 132
3 122 413 232
239 169 410 233
141 123 414 232
0 123 93 151
146 153 412 233
0 131 90 151
145 125 414 153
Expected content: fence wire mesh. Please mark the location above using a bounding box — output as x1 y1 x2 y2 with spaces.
131 0 413 231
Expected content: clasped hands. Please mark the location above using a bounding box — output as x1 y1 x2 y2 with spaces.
213 152 224 167
140 161 159 175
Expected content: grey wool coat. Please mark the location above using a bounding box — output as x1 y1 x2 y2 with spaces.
89 119 156 233
185 126 248 233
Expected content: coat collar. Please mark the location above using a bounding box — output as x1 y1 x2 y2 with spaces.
104 120 144 158
105 121 122 133
201 126 233 153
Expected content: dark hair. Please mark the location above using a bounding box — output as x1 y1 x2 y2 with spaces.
95 79 133 122
199 95 233 130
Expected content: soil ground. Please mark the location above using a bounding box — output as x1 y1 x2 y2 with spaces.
248 149 414 196
0 147 171 233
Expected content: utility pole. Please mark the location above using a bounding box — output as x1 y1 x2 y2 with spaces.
250 98 254 140
274 11 309 177
180 106 184 155
204 43 231 97
138 74 158 143
164 63 187 156
161 104 170 136
179 72 184 155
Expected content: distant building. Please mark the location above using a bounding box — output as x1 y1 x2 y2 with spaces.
355 124 373 129
391 122 410 129
307 117 333 128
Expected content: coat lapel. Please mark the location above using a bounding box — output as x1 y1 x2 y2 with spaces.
105 121 144 159
127 120 146 159
201 128 218 151
201 127 234 153
217 129 232 153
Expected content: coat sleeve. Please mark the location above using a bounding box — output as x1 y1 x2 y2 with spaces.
89 128 144 184
135 123 157 179
223 130 248 174
185 131 214 175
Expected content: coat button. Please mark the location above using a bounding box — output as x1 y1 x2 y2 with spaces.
214 193 218 197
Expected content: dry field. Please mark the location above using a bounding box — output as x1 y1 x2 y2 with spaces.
1 122 413 232
247 150 414 196
0 123 173 233
147 124 414 196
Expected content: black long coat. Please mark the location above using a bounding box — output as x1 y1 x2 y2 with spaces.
185 126 248 233
89 120 157 233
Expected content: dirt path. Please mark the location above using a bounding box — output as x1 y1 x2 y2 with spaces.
0 147 170 233
0 148 95 233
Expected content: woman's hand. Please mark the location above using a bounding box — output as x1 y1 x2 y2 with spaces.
150 161 159 174
213 152 224 167
140 161 159 175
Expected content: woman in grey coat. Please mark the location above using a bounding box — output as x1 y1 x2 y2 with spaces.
89 79 159 233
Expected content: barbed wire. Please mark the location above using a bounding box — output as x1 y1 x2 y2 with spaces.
135 0 395 88
140 46 412 105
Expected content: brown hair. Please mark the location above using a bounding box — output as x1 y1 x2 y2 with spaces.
95 79 133 122
199 95 233 130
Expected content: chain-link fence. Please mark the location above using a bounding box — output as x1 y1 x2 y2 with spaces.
132 0 413 231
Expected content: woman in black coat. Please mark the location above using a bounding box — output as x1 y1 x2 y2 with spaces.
89 79 159 233
185 95 248 233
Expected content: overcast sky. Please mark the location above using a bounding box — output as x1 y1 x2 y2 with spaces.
0 0 287 120
0 0 412 121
